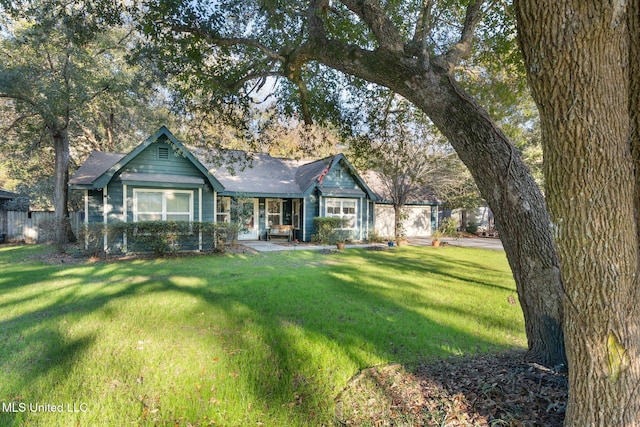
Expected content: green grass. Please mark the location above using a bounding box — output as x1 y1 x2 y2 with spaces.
0 244 525 426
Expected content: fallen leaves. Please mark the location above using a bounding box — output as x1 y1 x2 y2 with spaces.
335 351 567 426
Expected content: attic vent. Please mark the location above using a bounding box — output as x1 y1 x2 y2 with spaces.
157 146 170 160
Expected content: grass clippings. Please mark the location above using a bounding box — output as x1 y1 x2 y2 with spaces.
336 351 567 426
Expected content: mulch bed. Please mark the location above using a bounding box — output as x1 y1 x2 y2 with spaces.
29 243 258 264
336 351 567 426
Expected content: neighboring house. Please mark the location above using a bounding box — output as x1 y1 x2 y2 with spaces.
69 127 377 251
362 171 439 238
0 188 20 210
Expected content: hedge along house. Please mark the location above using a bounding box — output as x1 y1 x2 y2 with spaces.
69 127 377 251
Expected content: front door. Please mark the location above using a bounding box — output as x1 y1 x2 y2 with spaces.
238 198 259 240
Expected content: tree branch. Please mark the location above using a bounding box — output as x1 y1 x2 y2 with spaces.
440 0 492 69
339 0 405 52
171 25 286 62
227 71 283 92
411 0 434 55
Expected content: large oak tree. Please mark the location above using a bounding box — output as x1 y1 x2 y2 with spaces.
141 0 566 367
516 1 640 424
0 0 172 239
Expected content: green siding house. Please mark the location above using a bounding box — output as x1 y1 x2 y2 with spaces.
69 127 377 251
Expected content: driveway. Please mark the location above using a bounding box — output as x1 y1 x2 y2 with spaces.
408 237 504 251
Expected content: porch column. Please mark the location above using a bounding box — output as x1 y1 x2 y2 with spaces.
198 188 202 251
84 190 89 250
103 186 108 252
122 184 128 252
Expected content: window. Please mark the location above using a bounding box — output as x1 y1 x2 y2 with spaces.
216 197 231 223
325 198 357 229
134 190 192 222
266 199 282 226
292 200 301 229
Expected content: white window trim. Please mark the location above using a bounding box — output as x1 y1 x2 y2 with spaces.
133 188 193 222
325 198 358 230
216 196 231 223
266 198 283 227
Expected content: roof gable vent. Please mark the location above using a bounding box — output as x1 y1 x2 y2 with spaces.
157 146 170 160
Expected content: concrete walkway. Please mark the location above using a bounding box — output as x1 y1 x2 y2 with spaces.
241 236 503 252
240 240 382 252
408 237 504 251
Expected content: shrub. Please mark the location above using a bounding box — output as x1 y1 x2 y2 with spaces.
312 217 353 244
312 217 343 243
80 221 237 256
37 217 73 253
439 217 458 236
2 194 29 211
367 229 388 243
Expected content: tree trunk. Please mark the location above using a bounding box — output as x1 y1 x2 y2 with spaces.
516 2 640 424
393 204 402 240
310 42 566 367
52 127 76 247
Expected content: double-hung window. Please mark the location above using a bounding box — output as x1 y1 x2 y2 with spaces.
266 199 282 226
216 197 231 223
325 198 357 229
134 189 193 222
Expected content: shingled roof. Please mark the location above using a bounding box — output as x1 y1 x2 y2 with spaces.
69 152 126 187
361 170 439 205
69 127 377 200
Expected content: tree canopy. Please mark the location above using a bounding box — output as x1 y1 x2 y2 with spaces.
140 0 566 369
0 0 172 211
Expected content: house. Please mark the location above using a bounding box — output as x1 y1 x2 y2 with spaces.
361 171 439 238
69 127 377 251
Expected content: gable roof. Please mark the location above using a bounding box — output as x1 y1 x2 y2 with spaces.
362 170 438 205
69 127 224 191
199 151 377 199
197 150 308 197
69 126 377 200
69 152 126 187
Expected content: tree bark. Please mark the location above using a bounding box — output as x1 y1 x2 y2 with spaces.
516 1 640 424
52 127 76 247
305 39 566 367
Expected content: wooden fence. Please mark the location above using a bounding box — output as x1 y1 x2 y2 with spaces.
0 211 83 243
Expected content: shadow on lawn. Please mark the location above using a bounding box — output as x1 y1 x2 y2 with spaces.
0 244 522 425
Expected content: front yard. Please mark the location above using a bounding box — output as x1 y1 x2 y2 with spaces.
0 244 525 426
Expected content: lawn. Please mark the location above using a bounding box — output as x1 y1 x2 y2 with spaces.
0 244 525 426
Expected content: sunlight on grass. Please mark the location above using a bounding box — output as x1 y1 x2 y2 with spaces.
0 244 524 426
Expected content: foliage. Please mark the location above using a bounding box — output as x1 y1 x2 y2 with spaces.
36 217 74 253
439 217 458 236
366 229 387 243
229 195 254 235
1 194 29 211
79 221 237 256
0 243 524 426
0 1 173 214
465 220 479 235
311 216 351 244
